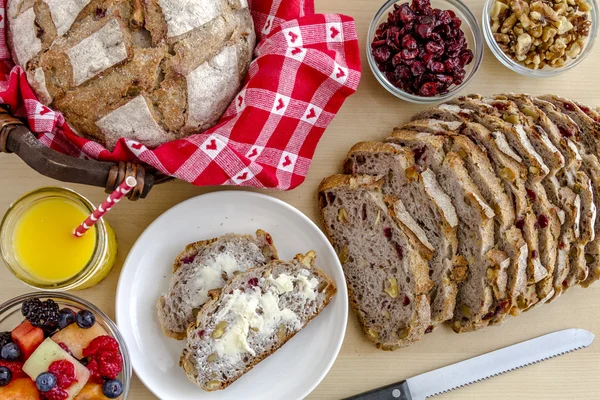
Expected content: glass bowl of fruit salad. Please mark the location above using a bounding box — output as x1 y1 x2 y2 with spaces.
367 0 484 103
0 292 131 399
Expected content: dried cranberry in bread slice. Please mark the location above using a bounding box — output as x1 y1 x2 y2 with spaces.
180 252 336 391
157 230 278 340
344 142 461 326
386 130 519 324
319 175 433 349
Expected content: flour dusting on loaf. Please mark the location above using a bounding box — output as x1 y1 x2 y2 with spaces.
7 0 256 150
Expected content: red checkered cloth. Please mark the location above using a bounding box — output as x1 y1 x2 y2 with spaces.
0 0 361 190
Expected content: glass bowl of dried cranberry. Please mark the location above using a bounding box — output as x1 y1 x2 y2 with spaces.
368 0 484 103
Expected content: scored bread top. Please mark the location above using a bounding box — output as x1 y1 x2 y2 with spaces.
180 252 336 391
7 0 255 149
157 230 278 340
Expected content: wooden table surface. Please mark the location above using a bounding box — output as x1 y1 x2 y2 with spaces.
2 0 600 398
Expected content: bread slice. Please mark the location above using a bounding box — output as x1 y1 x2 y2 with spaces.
386 130 520 324
180 252 336 391
319 175 433 349
157 231 279 339
344 142 461 327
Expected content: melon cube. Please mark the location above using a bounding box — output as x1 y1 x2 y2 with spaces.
11 320 44 360
52 323 108 359
75 382 122 400
23 338 90 400
0 377 39 400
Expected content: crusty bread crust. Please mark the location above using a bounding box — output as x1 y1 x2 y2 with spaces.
180 252 336 390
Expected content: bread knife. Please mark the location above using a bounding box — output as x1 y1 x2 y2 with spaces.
343 328 594 400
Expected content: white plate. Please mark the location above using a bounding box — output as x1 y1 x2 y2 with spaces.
116 191 348 400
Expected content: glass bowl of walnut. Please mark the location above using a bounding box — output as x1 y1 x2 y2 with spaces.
484 0 598 77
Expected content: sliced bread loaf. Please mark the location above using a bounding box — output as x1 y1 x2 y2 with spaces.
344 142 462 326
180 252 336 391
533 97 600 289
402 113 541 312
157 231 279 339
318 175 433 349
386 129 521 324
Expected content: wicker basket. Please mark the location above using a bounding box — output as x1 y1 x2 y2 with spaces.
0 106 172 200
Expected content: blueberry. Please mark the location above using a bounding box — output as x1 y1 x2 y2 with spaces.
102 379 124 399
58 308 76 330
76 310 96 329
36 372 57 392
1 343 20 361
0 366 11 387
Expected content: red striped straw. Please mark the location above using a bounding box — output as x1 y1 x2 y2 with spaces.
73 176 137 237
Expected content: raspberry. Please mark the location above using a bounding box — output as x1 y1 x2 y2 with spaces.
0 360 26 379
43 387 69 400
83 336 120 357
84 336 123 383
48 360 77 389
57 343 74 357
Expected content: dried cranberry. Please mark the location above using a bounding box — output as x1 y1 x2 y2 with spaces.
403 296 411 306
458 49 474 66
197 329 206 338
247 278 259 288
395 243 404 259
492 102 507 111
372 46 391 63
453 69 466 85
371 39 386 48
418 15 435 27
384 227 393 239
537 214 549 229
419 81 437 96
401 48 419 60
450 17 462 29
398 3 416 22
424 325 434 334
558 242 566 250
428 61 445 73
435 74 454 85
564 102 575 111
562 279 568 288
526 189 537 200
413 147 427 162
559 127 574 138
425 41 444 54
532 250 538 259
516 218 525 231
415 23 433 39
437 9 452 25
402 35 418 50
94 7 107 20
411 61 426 76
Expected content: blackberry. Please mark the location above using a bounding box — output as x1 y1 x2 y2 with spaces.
0 332 12 350
21 299 60 333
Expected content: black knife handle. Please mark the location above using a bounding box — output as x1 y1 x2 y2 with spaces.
342 380 412 400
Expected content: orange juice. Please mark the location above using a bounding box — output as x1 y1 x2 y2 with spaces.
13 198 96 284
1 187 118 291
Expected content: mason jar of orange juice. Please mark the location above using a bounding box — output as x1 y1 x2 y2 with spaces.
0 187 118 290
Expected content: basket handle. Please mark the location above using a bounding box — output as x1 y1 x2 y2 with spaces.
0 106 157 200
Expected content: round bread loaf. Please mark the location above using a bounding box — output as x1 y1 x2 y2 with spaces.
7 0 256 149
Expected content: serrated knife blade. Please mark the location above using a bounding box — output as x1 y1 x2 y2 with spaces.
344 328 594 400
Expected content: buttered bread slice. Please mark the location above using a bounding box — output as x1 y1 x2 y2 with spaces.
180 252 336 391
157 231 278 339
